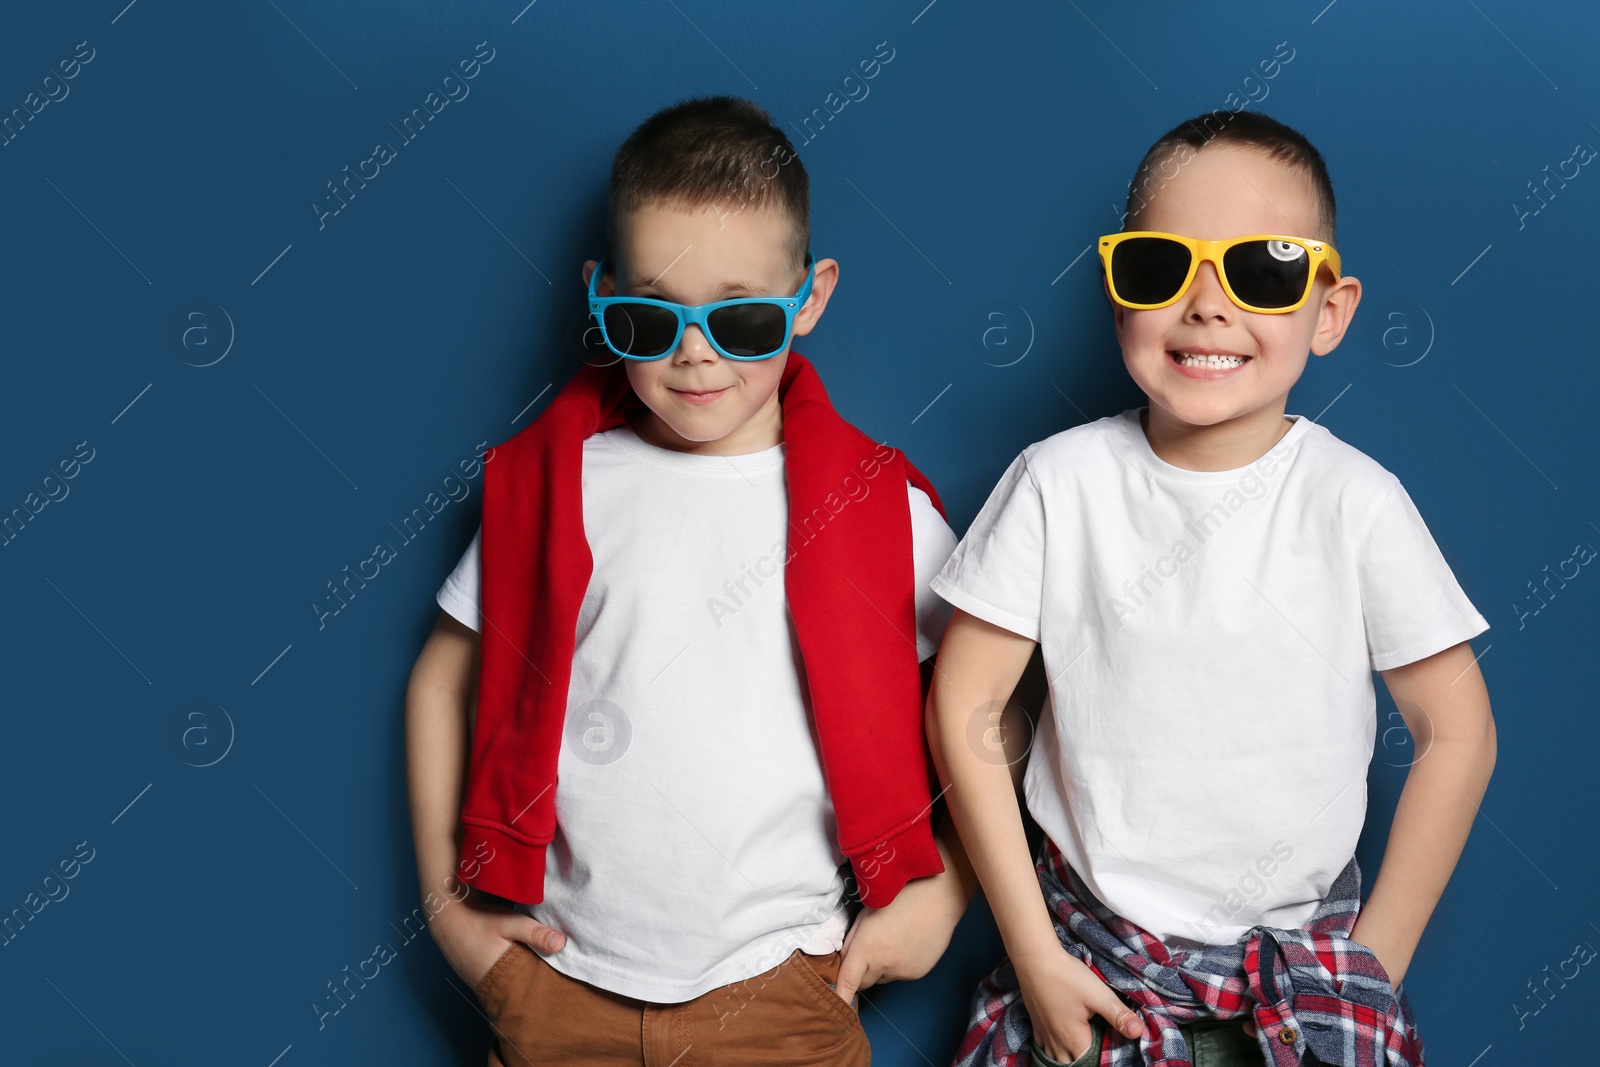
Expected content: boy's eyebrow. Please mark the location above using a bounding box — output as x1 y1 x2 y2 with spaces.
713 279 773 297
627 278 774 299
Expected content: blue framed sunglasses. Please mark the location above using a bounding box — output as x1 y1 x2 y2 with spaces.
587 255 815 360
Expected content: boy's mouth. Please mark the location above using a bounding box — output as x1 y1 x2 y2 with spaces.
669 385 732 403
1169 348 1251 377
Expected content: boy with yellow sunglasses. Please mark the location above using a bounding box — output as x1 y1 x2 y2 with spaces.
928 112 1495 1066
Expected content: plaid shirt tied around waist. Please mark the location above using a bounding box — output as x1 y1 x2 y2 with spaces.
952 838 1424 1067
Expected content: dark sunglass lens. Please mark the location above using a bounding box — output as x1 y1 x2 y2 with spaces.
706 303 787 357
1111 238 1193 305
602 304 678 357
1223 240 1310 308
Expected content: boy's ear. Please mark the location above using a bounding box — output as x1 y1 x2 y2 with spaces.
790 256 839 339
582 259 614 296
1310 273 1362 357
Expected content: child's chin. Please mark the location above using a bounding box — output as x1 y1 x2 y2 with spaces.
1153 395 1245 427
662 412 737 443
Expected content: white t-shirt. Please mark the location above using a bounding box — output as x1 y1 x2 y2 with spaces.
929 409 1488 946
437 423 957 1002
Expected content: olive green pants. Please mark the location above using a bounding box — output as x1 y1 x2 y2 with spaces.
1030 1016 1262 1067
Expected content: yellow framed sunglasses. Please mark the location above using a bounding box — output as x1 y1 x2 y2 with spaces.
1097 231 1342 314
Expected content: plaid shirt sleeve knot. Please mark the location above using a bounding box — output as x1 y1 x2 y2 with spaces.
950 838 1425 1067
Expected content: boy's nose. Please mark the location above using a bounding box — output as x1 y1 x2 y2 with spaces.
675 323 719 362
1181 261 1234 322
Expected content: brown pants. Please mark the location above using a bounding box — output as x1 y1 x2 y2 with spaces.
474 941 873 1067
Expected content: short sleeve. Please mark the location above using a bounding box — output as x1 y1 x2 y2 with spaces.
929 449 1047 642
1356 479 1488 671
436 526 482 632
908 483 958 661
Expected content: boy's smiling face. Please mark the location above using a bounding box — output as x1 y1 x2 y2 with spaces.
1112 144 1360 461
584 200 837 456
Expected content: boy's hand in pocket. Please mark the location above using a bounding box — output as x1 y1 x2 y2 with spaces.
1014 947 1143 1063
834 861 969 1005
430 892 567 991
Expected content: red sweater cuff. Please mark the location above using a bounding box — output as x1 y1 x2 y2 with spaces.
458 822 549 906
848 816 945 908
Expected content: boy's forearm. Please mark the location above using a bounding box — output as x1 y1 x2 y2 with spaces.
406 680 470 896
1350 731 1494 984
919 805 982 924
1352 647 1496 985
926 619 1061 966
938 746 1057 962
404 629 478 900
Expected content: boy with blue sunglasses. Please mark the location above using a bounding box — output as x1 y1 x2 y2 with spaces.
405 96 978 1066
928 112 1495 1066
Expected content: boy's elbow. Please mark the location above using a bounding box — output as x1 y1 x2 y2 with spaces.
409 612 479 704
1445 694 1497 789
1467 670 1497 772
924 671 970 775
924 679 948 752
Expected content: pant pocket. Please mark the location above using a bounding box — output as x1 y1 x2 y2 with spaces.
1183 1017 1260 1067
473 942 525 1010
692 950 869 1066
787 950 867 1043
1031 1015 1104 1067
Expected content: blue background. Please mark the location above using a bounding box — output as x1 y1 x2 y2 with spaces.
2 0 1596 1063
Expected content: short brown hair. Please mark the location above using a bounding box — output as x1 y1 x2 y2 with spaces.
1125 111 1337 244
610 96 809 268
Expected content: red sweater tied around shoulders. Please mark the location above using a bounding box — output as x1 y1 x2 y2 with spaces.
457 350 947 909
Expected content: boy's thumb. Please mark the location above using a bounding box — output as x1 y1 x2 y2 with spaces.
1093 989 1143 1040
833 950 866 1006
526 921 565 953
